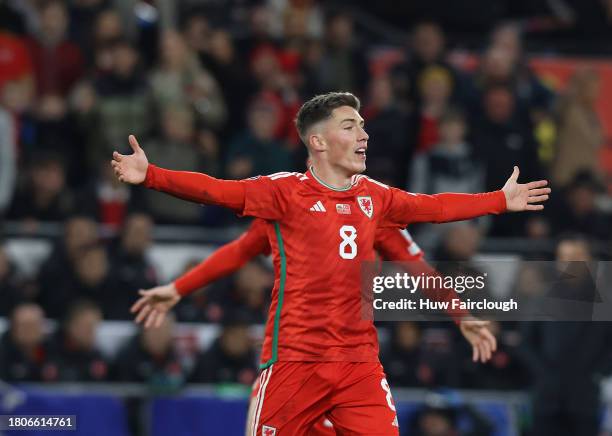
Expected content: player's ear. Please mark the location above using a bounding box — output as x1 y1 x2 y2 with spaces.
309 133 326 152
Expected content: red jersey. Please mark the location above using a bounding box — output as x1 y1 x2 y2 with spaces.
144 166 505 367
174 219 423 295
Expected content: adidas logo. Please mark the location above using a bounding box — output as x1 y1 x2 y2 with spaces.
309 201 326 212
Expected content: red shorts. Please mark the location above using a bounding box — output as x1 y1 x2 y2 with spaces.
248 362 399 436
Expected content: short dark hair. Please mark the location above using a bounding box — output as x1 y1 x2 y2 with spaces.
295 92 360 144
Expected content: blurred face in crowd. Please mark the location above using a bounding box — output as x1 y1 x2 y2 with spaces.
248 103 279 141
438 118 466 146
94 10 123 44
483 87 515 124
121 214 153 256
491 24 522 64
39 1 68 45
162 105 194 143
482 47 515 82
37 94 67 121
67 306 102 350
1 77 35 114
309 105 369 175
570 68 601 107
556 240 592 263
31 160 66 199
75 247 108 287
567 185 596 216
443 225 480 260
160 31 189 70
64 217 98 258
394 321 420 351
220 325 252 358
419 68 452 106
284 8 309 39
11 304 45 351
419 411 453 436
327 14 353 49
412 23 444 63
184 15 211 53
369 75 394 110
209 30 234 64
142 315 174 357
113 43 139 77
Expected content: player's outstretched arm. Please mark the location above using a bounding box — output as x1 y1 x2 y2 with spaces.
385 166 550 226
501 166 550 212
131 220 270 328
111 135 247 212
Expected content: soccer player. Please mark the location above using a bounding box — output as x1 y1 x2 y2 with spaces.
112 92 549 435
131 218 496 436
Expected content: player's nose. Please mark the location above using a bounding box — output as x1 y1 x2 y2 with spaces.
358 126 369 141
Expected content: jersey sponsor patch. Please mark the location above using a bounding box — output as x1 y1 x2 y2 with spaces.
336 203 351 215
262 425 277 435
357 196 373 218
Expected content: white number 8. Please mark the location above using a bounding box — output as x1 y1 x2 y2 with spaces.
380 377 396 412
339 225 357 259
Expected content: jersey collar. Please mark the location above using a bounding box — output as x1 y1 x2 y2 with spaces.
308 166 361 192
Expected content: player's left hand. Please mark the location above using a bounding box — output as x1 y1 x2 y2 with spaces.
502 166 551 212
459 319 497 363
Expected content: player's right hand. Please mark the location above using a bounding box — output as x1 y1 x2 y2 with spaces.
111 135 149 184
130 283 181 329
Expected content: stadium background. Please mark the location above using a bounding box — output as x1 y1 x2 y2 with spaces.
1 0 612 435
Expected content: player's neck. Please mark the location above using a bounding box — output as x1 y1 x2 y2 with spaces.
310 164 353 191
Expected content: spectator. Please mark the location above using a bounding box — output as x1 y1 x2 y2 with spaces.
25 0 84 97
50 299 109 381
362 74 412 187
469 84 542 236
226 95 294 180
0 104 16 216
550 171 610 240
68 0 111 66
520 235 612 436
78 161 146 229
37 215 98 318
190 313 257 385
108 213 157 319
0 303 57 382
7 153 74 222
409 109 486 245
91 38 153 166
114 314 187 391
305 11 368 96
551 68 604 188
407 403 494 436
380 322 454 387
0 246 27 316
150 30 227 131
409 108 483 195
144 104 206 224
413 66 454 154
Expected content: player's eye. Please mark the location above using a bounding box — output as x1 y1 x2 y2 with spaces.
344 126 353 130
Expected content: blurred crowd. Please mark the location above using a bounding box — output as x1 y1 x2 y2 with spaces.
1 0 612 422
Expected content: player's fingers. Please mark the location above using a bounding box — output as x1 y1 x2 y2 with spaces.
525 180 548 189
528 187 551 196
112 151 123 162
509 166 519 181
478 342 487 363
144 309 156 329
153 311 166 329
481 340 491 363
527 195 549 203
129 135 142 153
135 304 152 324
481 328 497 352
130 297 147 313
472 343 479 362
525 204 544 211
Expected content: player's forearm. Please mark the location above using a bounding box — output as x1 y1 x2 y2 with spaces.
143 164 245 212
174 241 254 296
410 191 506 223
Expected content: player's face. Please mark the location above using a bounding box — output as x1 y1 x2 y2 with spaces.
322 105 369 175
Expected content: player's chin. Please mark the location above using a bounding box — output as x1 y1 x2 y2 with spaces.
350 158 366 174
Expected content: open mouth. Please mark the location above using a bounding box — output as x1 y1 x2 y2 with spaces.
355 147 367 157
